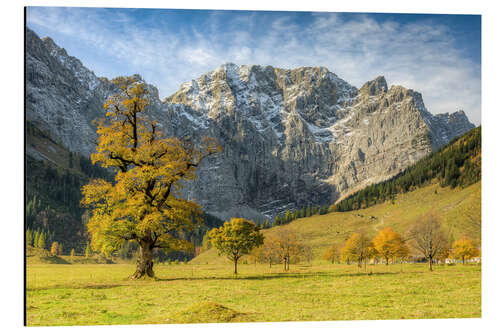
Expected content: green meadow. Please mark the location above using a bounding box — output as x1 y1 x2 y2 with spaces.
25 181 481 326
26 262 481 326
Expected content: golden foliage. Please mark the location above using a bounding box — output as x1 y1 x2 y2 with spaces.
372 227 408 264
340 232 376 266
50 242 60 256
322 244 338 263
81 76 221 257
452 237 480 262
208 218 264 263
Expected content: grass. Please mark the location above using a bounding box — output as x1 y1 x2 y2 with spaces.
25 181 481 326
26 262 481 326
194 181 481 264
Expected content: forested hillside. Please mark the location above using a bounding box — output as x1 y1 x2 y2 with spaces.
26 121 224 257
26 121 112 253
334 126 480 212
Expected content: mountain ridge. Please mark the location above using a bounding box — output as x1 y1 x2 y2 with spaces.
25 27 475 221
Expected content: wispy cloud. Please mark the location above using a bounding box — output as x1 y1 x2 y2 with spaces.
27 8 481 124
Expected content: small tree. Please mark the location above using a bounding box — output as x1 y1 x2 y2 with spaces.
208 218 264 274
50 242 60 256
274 229 301 271
322 244 338 264
340 232 375 270
257 236 280 267
26 229 33 247
373 227 407 265
38 231 46 249
409 213 448 271
70 248 76 257
452 237 479 264
33 230 40 249
299 244 314 264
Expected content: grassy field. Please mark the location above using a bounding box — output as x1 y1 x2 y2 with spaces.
25 181 481 326
26 262 481 326
194 181 481 264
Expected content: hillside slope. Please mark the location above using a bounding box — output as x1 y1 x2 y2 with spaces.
192 181 481 264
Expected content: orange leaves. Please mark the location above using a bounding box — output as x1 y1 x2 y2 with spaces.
340 232 375 265
322 244 338 262
452 236 480 261
373 227 408 263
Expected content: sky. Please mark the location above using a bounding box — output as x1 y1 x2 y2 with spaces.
26 7 481 124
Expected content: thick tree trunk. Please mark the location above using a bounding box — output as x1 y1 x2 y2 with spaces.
130 241 154 279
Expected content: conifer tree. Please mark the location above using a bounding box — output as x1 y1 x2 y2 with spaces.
34 230 40 248
38 231 46 249
26 229 33 247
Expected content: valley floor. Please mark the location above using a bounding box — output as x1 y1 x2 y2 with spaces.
26 262 481 326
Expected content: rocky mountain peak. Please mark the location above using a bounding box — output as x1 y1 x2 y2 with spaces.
360 75 388 96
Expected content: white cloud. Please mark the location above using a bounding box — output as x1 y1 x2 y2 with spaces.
26 8 481 124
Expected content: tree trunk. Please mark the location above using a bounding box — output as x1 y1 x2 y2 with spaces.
462 255 465 265
234 258 238 275
386 257 389 265
428 256 433 272
130 240 154 279
283 257 287 271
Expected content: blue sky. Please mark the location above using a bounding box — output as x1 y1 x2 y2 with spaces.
26 7 481 124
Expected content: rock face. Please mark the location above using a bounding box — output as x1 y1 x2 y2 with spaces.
25 28 475 221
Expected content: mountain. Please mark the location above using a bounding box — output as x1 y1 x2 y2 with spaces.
25 27 475 221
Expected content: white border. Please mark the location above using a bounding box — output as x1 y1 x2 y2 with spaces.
2 1 499 332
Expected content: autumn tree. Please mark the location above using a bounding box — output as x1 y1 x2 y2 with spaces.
372 227 407 265
70 248 76 258
322 244 338 264
256 235 280 267
274 229 301 271
299 244 314 264
208 218 264 274
50 242 60 256
81 76 220 279
409 213 448 271
452 237 480 264
340 232 375 270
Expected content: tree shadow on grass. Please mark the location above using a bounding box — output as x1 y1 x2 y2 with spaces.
154 270 401 282
27 283 123 291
